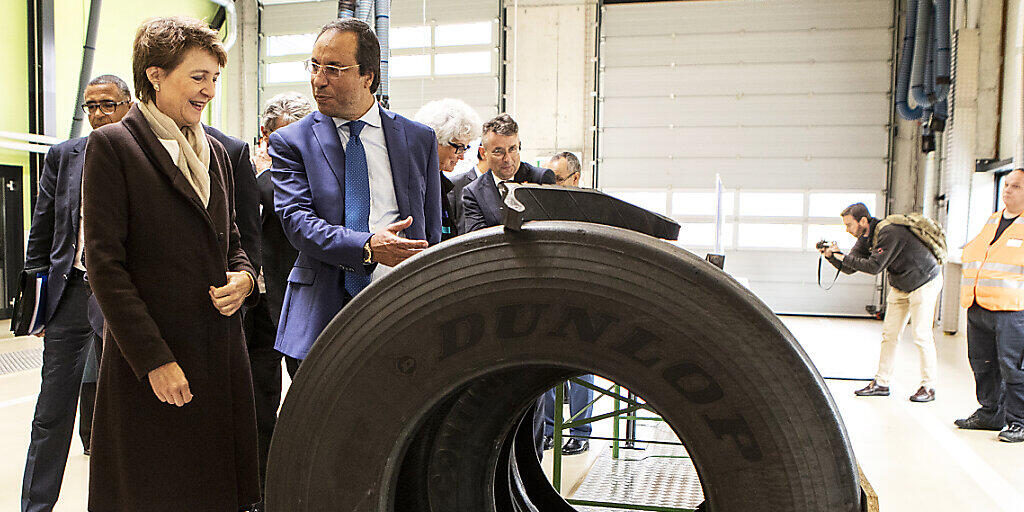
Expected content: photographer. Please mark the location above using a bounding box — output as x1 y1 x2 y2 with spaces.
819 203 942 402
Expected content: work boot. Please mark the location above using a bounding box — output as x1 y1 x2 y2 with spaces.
562 438 589 455
542 435 554 451
954 411 1004 431
998 424 1024 443
854 380 890 397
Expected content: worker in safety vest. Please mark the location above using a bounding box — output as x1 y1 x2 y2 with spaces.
957 169 1024 443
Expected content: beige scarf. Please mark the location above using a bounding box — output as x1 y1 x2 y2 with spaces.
138 101 212 206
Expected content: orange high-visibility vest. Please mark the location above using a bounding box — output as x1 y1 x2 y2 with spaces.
962 210 1024 311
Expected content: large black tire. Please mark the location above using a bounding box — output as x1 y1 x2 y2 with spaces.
266 222 862 511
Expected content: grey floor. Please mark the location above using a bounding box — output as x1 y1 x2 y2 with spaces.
2 316 1022 511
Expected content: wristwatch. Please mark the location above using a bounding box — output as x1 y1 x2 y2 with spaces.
363 240 373 264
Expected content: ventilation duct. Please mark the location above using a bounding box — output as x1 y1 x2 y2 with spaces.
896 0 953 149
337 0 390 108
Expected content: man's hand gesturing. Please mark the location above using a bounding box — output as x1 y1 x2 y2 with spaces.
369 217 429 267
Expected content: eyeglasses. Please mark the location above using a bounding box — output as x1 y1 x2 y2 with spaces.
81 100 129 115
487 145 520 158
304 59 359 79
448 141 469 156
556 170 580 185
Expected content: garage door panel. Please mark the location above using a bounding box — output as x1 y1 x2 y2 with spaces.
600 126 888 159
598 158 886 190
602 62 892 97
601 94 890 128
603 28 892 68
598 0 893 315
725 252 879 315
602 0 891 37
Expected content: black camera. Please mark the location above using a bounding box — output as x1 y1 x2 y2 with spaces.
815 240 833 251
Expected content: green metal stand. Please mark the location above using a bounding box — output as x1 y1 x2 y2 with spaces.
547 378 695 512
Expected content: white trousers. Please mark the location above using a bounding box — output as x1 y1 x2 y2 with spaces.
875 274 943 388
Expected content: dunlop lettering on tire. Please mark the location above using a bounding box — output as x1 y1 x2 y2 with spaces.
266 222 862 512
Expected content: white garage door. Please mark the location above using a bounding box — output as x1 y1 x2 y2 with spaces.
260 0 500 123
597 0 895 316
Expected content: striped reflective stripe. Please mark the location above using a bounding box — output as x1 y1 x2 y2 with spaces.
981 262 1024 274
964 261 982 270
974 278 1024 290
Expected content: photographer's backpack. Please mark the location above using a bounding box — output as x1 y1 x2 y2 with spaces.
872 213 947 264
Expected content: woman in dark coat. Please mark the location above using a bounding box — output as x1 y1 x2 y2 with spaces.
83 16 260 512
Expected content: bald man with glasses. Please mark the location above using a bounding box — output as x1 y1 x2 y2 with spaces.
22 74 133 512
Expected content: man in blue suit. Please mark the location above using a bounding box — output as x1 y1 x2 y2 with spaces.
21 74 133 512
269 19 440 371
462 114 556 233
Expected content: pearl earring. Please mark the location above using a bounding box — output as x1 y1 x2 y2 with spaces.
154 83 160 92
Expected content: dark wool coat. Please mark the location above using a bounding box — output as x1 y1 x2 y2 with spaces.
82 105 260 512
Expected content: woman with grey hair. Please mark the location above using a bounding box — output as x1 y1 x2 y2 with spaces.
414 98 482 241
252 92 313 173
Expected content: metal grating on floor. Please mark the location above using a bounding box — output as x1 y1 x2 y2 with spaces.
571 420 704 511
0 347 44 376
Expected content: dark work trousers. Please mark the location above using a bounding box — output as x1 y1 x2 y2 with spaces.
533 399 546 459
21 271 93 512
967 304 1024 428
78 334 102 452
542 374 595 438
242 294 284 497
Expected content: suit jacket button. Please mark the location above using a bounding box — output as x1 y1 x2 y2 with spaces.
218 233 225 241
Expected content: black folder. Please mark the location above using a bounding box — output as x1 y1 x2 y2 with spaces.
11 266 49 336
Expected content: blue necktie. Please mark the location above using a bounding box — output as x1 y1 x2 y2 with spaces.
344 120 372 297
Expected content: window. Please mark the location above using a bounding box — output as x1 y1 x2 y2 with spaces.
391 26 431 49
738 192 804 217
671 191 734 216
266 61 307 84
807 224 853 251
808 192 878 218
435 21 492 46
737 224 803 249
435 51 491 75
390 54 432 78
267 33 316 57
675 222 734 249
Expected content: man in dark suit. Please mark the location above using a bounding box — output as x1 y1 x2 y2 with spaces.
203 124 261 277
269 19 440 369
246 92 310 501
21 74 132 512
462 114 556 233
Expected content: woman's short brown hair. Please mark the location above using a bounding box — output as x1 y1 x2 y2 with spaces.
132 16 227 103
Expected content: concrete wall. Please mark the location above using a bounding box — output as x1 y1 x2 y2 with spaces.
504 0 596 185
1000 0 1022 161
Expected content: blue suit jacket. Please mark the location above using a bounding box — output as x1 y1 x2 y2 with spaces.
25 137 89 323
268 105 441 359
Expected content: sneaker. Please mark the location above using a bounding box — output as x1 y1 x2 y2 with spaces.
954 412 1004 431
909 386 935 403
854 380 890 397
998 424 1024 443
